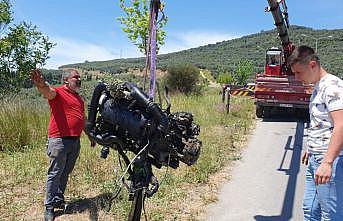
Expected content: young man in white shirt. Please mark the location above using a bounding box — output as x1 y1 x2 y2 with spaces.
289 45 343 221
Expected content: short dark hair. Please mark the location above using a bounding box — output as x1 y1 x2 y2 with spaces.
288 45 320 66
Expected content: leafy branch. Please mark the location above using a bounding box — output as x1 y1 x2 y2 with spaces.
117 0 167 55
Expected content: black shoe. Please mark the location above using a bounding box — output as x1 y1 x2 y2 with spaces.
54 200 66 210
44 207 54 221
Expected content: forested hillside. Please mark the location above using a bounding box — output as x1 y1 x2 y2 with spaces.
61 26 343 78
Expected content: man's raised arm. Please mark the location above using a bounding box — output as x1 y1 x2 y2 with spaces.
30 70 56 100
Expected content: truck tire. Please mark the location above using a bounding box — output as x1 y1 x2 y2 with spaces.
256 106 263 118
263 107 271 118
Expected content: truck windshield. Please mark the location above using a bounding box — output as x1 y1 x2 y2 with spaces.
266 53 281 66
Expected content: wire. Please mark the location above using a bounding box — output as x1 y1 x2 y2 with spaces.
109 140 150 203
138 152 170 219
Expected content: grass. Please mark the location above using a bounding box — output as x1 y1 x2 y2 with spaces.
0 96 49 152
0 87 255 220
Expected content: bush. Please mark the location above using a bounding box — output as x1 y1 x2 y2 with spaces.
164 64 201 94
217 72 234 84
233 59 253 86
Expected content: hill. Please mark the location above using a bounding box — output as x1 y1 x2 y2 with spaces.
60 26 343 78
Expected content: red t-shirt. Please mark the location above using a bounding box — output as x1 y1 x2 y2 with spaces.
48 85 85 138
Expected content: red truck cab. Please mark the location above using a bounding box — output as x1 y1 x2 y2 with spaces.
265 48 282 76
254 47 312 118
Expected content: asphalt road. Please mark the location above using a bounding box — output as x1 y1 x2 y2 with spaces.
206 117 309 221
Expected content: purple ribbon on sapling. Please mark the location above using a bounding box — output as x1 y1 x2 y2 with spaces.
148 0 159 100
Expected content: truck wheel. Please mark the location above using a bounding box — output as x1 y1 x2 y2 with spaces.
263 107 271 118
256 106 263 118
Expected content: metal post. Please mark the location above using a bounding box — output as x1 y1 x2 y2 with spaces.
222 86 226 103
226 88 231 114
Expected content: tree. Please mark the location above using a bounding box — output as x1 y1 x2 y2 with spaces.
0 0 11 34
0 0 54 95
233 59 253 86
117 0 167 55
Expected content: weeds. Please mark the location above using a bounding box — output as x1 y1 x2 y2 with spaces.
0 97 49 152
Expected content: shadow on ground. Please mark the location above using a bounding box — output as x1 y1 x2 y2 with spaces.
55 193 118 221
254 121 305 221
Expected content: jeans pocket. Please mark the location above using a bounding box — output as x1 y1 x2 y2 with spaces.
312 154 324 165
47 138 64 158
334 157 343 182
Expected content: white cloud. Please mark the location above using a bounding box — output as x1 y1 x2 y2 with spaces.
160 30 241 54
176 31 239 47
44 37 141 69
44 31 241 69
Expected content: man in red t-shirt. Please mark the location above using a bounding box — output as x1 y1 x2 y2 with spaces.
31 69 95 221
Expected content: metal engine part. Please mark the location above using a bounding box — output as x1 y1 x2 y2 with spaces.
85 81 201 169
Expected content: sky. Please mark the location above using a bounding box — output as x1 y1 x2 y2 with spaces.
11 0 343 69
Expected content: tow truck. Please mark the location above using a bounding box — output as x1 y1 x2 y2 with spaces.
255 0 313 118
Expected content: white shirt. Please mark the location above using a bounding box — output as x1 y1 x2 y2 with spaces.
307 73 343 155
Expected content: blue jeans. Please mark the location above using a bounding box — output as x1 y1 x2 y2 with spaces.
303 154 343 221
44 137 80 207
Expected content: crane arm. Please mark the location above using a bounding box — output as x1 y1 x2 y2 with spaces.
266 0 290 46
266 0 295 73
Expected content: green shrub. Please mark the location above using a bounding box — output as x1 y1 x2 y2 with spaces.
217 72 234 84
164 64 201 94
233 59 253 85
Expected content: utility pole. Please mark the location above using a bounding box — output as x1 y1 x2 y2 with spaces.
301 34 333 53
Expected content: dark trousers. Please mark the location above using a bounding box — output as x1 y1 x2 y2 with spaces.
44 137 80 207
